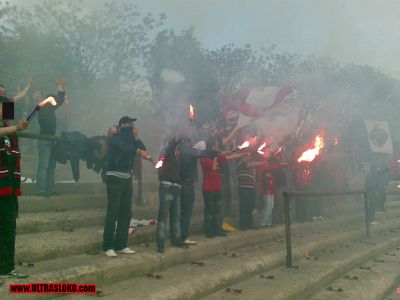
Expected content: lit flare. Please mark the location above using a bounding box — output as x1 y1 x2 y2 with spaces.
26 96 58 121
257 142 267 155
155 157 164 169
238 141 250 150
38 96 57 108
297 135 324 163
189 104 195 121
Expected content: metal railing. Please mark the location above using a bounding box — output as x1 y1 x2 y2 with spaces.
282 190 368 268
17 131 59 141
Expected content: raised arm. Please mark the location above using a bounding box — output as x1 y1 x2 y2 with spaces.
13 76 35 102
55 77 66 108
179 143 219 159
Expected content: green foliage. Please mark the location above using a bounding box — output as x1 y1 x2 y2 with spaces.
1 0 400 143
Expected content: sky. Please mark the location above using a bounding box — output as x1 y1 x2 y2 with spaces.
11 0 400 80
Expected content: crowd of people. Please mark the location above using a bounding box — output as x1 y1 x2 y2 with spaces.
0 76 390 279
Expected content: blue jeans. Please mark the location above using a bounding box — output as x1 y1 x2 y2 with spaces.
36 140 56 192
156 184 182 249
260 195 274 226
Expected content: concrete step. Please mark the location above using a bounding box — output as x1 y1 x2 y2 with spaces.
17 190 163 213
18 194 107 213
17 208 106 234
14 196 400 261
17 199 197 234
20 181 159 196
310 245 400 300
205 227 400 300
14 214 235 264
59 212 400 300
21 182 105 196
1 204 399 300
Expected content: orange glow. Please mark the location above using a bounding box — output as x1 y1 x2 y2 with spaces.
297 135 324 163
189 104 195 121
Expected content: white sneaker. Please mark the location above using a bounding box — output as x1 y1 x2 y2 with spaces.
370 221 379 225
104 249 117 257
117 247 136 254
184 239 197 245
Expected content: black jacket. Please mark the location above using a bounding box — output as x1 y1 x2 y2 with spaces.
105 132 145 174
178 139 219 182
53 131 88 182
38 91 65 135
158 139 180 184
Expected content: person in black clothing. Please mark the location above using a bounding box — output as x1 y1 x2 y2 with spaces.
178 136 219 245
36 77 65 197
156 135 188 253
102 116 149 257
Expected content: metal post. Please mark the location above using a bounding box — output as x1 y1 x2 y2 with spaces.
283 192 293 267
363 192 370 239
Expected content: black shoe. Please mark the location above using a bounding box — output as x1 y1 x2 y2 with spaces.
0 270 29 279
214 231 228 237
157 247 164 254
205 233 215 238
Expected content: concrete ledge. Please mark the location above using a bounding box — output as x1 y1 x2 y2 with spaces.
20 181 160 196
5 216 400 300
18 194 107 213
14 214 233 264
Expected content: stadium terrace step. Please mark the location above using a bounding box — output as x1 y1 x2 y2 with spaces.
1 205 399 300
13 215 236 265
17 208 106 234
63 215 400 300
204 227 400 300
20 181 159 196
309 245 400 300
18 194 107 213
17 199 189 234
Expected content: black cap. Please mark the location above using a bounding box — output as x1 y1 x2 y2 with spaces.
118 116 137 126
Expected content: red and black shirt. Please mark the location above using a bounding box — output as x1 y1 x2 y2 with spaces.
0 133 21 197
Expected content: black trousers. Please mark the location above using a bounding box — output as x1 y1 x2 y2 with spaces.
180 180 195 241
102 176 132 251
238 187 255 230
0 195 18 274
203 191 223 235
